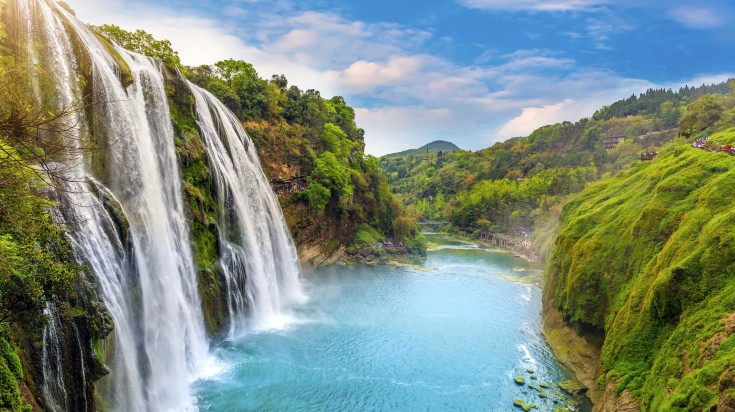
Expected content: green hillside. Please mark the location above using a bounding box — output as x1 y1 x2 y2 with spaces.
381 140 461 159
381 80 734 260
545 127 735 410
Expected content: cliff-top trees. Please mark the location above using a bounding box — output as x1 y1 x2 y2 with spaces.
96 24 181 67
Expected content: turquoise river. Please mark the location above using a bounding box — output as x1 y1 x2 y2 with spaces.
193 234 590 411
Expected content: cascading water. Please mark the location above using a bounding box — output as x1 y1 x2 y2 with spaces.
55 7 208 409
21 0 208 409
16 0 304 409
40 305 70 412
188 83 303 333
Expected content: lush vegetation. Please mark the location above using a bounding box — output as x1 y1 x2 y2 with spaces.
96 24 182 67
545 118 735 409
0 6 113 408
381 80 734 256
182 57 420 252
95 25 423 260
593 83 733 122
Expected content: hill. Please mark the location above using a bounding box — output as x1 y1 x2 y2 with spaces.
544 127 735 410
381 79 735 259
381 140 461 159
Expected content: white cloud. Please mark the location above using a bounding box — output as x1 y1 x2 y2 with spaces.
458 0 734 36
60 0 732 157
457 0 609 12
497 99 575 137
667 6 727 29
324 56 427 93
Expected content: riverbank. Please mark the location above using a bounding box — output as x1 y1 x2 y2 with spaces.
541 301 603 407
436 229 541 263
339 245 426 266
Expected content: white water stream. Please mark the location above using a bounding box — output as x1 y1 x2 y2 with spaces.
15 1 302 410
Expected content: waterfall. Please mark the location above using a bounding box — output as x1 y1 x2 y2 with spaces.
21 0 206 410
40 305 69 412
15 0 304 410
58 9 208 410
188 83 303 333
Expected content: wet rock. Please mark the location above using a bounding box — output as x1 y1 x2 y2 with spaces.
558 380 587 396
513 399 535 411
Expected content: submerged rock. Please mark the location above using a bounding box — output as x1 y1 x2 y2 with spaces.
558 380 587 396
514 375 526 385
513 399 535 411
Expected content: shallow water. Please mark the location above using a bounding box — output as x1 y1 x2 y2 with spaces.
194 234 588 411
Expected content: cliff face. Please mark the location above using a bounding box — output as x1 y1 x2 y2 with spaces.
244 119 375 269
543 129 735 411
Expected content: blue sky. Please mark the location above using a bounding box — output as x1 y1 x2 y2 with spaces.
64 0 735 155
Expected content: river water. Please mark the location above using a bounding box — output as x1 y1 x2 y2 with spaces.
193 234 587 411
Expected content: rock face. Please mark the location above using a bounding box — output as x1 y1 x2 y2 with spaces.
543 134 735 411
281 200 354 270
244 119 370 270
542 301 605 407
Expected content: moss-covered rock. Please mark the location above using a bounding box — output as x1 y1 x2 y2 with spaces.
164 70 230 337
0 324 25 411
513 398 535 411
558 380 587 396
514 375 526 385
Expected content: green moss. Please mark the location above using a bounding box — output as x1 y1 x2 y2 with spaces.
545 130 735 410
166 79 218 271
515 375 526 385
558 380 586 396
0 325 25 411
349 224 383 249
165 75 227 336
196 268 228 337
513 399 536 411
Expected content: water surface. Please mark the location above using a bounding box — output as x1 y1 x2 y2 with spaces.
194 234 586 410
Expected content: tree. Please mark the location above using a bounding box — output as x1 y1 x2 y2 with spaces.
300 182 330 212
214 59 257 86
271 74 288 90
582 124 603 149
96 25 181 67
658 100 680 129
311 151 352 202
679 95 723 137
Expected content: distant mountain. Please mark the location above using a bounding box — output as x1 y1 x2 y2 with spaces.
382 140 461 158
